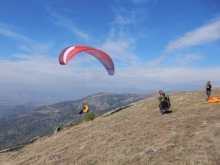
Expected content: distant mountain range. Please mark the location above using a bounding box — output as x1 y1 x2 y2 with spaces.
0 90 70 106
0 89 154 119
0 92 155 150
0 90 71 119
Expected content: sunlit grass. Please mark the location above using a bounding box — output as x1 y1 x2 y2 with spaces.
0 88 220 164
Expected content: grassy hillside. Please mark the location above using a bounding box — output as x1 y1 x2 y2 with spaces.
0 88 220 165
0 92 152 150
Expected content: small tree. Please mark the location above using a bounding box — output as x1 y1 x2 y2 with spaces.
81 113 95 123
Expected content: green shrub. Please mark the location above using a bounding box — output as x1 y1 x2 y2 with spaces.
68 123 76 128
81 113 95 123
19 144 26 150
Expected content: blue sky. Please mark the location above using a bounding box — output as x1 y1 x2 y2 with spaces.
0 0 220 97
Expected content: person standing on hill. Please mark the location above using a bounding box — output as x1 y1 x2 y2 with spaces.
206 81 212 100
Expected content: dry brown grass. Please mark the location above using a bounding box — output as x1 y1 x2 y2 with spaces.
1 88 220 165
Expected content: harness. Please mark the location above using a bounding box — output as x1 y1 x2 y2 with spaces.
160 95 170 110
160 95 170 103
83 105 89 113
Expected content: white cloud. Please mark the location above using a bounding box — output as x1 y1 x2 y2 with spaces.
18 42 53 54
0 23 53 54
0 24 34 43
166 17 220 52
111 6 143 26
146 56 165 66
0 53 113 90
169 53 204 66
113 13 137 25
1 52 220 94
46 7 90 41
100 37 137 62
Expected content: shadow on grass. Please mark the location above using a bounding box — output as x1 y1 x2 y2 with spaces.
164 110 173 114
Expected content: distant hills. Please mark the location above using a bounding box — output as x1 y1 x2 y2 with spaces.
0 92 154 150
0 90 72 119
0 89 154 119
0 90 70 106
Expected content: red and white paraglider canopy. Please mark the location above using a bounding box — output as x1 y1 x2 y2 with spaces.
59 45 115 75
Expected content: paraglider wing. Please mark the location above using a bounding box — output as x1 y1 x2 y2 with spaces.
208 97 220 103
59 45 114 75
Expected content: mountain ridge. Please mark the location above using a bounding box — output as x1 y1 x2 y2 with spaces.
0 92 154 150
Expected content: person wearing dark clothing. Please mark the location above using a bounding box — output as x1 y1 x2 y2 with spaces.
206 81 211 100
158 90 170 115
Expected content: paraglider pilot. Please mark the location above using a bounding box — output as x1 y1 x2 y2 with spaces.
79 104 89 114
157 90 170 115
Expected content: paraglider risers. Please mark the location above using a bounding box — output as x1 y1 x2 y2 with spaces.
79 110 83 114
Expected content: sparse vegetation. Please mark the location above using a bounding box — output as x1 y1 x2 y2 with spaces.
19 144 27 150
1 88 220 164
68 123 76 128
81 113 95 122
0 92 152 150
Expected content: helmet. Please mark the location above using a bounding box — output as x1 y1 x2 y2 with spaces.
158 90 163 94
